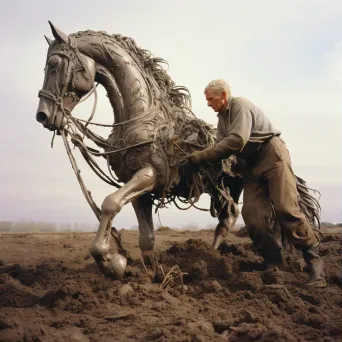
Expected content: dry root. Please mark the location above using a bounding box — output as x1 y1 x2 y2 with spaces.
140 255 187 294
160 265 188 294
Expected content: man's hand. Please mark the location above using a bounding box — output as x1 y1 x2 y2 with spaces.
187 150 203 165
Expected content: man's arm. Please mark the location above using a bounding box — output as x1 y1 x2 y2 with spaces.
199 100 253 162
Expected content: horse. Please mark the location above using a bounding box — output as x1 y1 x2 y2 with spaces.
36 22 320 279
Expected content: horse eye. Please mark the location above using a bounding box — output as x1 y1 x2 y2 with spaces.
48 57 61 68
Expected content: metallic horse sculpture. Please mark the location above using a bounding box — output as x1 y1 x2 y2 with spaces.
36 22 321 279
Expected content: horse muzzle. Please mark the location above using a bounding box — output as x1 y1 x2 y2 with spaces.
36 98 67 131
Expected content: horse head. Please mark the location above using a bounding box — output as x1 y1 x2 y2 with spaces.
36 21 96 131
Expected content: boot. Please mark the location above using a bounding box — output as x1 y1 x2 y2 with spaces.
302 243 327 288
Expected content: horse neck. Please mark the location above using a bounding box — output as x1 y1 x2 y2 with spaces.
76 34 154 123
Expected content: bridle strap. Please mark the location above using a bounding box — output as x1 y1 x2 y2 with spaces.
38 38 97 130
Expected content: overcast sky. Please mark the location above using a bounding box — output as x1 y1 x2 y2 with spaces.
0 0 341 229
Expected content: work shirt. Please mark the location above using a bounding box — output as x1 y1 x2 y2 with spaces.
213 96 281 159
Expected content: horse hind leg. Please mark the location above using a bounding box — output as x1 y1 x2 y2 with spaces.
132 194 159 273
212 200 240 249
90 166 156 279
132 194 155 257
212 176 243 250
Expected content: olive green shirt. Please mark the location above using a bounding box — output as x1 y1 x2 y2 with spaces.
206 96 281 160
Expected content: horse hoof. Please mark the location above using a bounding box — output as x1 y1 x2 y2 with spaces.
97 253 127 279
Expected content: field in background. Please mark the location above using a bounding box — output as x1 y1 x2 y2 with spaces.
0 220 340 233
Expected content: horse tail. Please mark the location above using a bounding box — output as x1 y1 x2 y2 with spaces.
269 176 322 249
296 176 322 240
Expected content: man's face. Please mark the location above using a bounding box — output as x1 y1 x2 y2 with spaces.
205 89 227 113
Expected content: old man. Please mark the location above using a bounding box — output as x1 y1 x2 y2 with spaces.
187 79 326 288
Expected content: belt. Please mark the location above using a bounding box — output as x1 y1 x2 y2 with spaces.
236 135 279 167
258 135 278 151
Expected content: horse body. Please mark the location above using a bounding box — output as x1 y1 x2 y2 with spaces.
37 22 242 279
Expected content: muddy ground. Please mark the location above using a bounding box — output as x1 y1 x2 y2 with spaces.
0 225 341 342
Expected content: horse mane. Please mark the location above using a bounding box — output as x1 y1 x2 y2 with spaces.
70 30 192 110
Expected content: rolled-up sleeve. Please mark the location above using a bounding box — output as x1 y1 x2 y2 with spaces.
201 100 253 161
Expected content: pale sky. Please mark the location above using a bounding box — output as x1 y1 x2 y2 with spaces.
1 0 341 229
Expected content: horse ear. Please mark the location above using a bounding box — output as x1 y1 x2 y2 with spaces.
44 35 53 45
48 21 69 44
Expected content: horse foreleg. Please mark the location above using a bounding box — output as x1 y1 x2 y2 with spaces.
90 166 156 279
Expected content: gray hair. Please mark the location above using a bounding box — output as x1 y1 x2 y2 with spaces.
204 79 231 97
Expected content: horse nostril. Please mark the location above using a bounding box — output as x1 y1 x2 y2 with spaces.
36 112 48 124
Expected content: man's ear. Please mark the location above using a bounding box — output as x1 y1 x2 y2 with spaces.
221 90 227 99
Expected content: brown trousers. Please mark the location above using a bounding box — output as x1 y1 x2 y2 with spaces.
241 137 318 256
